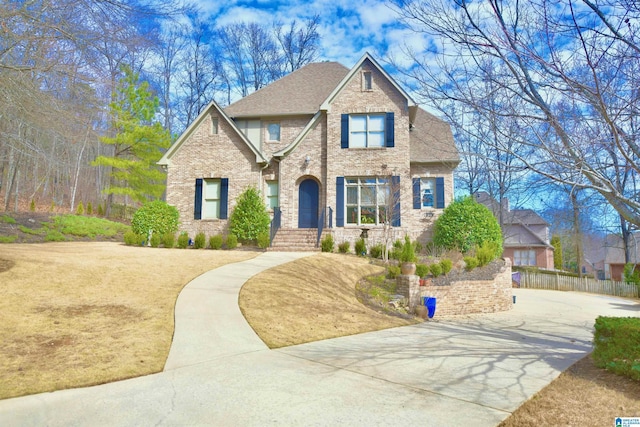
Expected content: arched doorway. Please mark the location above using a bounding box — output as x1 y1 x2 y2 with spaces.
298 179 319 228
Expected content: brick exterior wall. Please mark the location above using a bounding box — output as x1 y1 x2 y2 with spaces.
164 58 457 245
409 260 513 317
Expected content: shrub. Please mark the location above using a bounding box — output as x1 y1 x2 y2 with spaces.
593 316 640 381
162 232 175 248
464 256 479 271
86 202 93 215
194 232 206 249
1 215 16 224
440 258 453 275
131 200 179 242
209 234 223 249
433 196 502 256
226 234 238 249
76 202 84 215
229 186 270 242
321 234 335 253
623 263 640 285
30 199 36 212
476 241 499 267
150 232 161 248
338 241 350 253
386 265 401 279
399 235 417 263
369 243 384 259
124 230 144 246
257 232 270 249
355 238 367 256
430 263 443 277
177 232 190 249
97 203 104 216
415 263 430 278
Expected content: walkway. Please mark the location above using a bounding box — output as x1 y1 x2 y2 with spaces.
0 252 638 426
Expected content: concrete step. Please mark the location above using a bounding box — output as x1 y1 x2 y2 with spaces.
268 228 324 252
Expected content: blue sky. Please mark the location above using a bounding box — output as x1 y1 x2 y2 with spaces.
190 0 427 69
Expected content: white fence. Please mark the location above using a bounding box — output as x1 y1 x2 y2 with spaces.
517 271 639 298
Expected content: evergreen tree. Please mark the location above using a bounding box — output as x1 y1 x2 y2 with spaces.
93 66 171 206
229 186 271 242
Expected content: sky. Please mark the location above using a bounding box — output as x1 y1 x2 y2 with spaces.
189 0 428 70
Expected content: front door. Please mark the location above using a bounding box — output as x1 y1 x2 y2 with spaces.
298 179 319 228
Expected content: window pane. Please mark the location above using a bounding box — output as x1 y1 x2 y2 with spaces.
347 187 358 204
360 206 375 224
206 180 220 199
347 206 358 224
377 185 390 205
369 115 385 131
421 179 435 208
346 178 358 184
268 123 280 141
351 116 366 132
204 200 219 219
361 186 375 204
350 132 366 148
368 131 385 147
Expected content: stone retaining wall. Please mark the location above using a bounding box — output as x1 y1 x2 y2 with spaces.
401 259 513 317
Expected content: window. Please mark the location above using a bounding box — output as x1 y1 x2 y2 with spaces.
420 178 435 208
235 119 261 145
345 177 391 226
210 117 218 135
363 71 372 91
194 178 228 220
514 250 536 266
341 113 394 148
413 177 445 209
266 181 279 209
203 179 221 219
267 123 280 141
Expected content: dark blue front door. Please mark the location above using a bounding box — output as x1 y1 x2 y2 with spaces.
298 179 319 228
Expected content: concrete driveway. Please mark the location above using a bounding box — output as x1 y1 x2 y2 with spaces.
1 252 638 426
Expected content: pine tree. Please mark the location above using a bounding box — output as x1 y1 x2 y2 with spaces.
93 66 171 206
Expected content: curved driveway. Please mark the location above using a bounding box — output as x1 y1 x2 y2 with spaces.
1 252 638 426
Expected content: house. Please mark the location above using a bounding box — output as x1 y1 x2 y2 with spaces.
158 53 460 249
589 233 640 281
474 192 554 269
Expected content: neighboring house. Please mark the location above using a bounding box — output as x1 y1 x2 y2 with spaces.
158 53 460 249
590 233 640 281
474 192 554 269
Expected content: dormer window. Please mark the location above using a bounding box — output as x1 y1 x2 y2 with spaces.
363 71 373 91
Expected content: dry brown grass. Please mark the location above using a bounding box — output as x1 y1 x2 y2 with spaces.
499 355 640 426
239 253 417 348
0 242 257 399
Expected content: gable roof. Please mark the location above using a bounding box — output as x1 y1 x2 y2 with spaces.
410 107 460 164
224 62 349 118
158 101 267 166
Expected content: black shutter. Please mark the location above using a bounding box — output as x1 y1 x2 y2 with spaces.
194 178 203 220
341 114 349 149
392 175 401 227
385 112 394 147
436 177 445 209
412 178 421 209
220 178 229 219
336 177 345 227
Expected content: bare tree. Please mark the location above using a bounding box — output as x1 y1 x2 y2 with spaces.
391 0 640 226
275 15 321 73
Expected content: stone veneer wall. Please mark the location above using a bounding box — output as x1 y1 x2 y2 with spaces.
401 259 513 316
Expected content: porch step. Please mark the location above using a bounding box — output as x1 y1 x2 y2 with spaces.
268 228 323 252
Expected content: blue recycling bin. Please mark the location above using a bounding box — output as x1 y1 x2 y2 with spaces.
423 297 437 318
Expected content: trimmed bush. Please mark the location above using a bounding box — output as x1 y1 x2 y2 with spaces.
226 234 238 249
162 232 175 248
229 186 270 242
177 232 190 249
440 258 453 275
194 232 206 249
369 243 384 259
124 230 144 246
434 196 502 256
131 200 179 241
355 238 367 256
464 256 479 271
386 265 401 279
338 241 350 253
150 232 161 248
257 232 270 249
209 234 223 249
593 316 640 381
415 263 430 278
321 234 335 253
430 263 443 277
